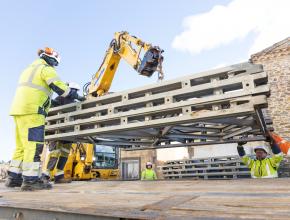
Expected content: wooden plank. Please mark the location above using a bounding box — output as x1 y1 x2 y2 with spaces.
1 179 290 219
140 195 198 211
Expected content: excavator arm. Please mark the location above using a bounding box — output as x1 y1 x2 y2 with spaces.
87 31 164 97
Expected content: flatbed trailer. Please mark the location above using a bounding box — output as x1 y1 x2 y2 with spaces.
1 179 290 220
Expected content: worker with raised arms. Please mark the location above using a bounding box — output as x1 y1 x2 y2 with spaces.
237 134 283 178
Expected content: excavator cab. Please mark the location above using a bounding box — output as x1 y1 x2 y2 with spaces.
138 47 164 78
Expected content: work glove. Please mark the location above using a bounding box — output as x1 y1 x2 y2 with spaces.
237 143 246 157
237 141 247 146
67 89 86 101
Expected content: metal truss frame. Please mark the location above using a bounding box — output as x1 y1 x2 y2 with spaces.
45 62 270 150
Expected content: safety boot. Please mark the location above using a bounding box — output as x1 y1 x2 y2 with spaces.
5 176 23 188
21 179 52 191
54 178 72 184
40 174 51 184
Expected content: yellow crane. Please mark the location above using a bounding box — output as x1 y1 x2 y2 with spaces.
55 31 164 181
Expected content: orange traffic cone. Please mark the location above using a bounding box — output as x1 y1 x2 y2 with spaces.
269 132 290 155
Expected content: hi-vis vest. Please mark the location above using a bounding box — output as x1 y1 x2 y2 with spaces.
141 168 157 180
241 153 283 178
10 59 69 116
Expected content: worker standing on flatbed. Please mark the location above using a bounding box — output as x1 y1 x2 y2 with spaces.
43 82 84 184
141 162 157 180
6 48 83 191
237 135 283 178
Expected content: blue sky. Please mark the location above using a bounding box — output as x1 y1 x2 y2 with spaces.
0 0 289 161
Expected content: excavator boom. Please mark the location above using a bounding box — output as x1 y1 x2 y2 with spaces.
87 31 164 97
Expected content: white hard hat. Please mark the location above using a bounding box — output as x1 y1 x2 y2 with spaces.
254 146 268 154
68 82 81 90
146 162 153 166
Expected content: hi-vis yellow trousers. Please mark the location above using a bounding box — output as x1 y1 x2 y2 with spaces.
8 114 45 181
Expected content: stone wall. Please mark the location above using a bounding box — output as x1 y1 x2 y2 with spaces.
251 37 290 141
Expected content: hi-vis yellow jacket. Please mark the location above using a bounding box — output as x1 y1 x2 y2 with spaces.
10 59 69 116
241 153 283 178
141 168 157 180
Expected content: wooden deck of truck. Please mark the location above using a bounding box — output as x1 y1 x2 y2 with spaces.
1 178 290 220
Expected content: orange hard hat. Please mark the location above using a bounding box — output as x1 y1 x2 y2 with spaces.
38 47 61 64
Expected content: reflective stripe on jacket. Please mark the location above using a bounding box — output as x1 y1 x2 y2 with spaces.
141 168 157 180
10 59 69 115
241 153 283 178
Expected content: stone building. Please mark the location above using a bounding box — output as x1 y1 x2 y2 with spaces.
251 37 290 141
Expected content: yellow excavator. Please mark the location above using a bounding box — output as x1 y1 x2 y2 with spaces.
49 31 164 181
85 31 164 97
62 143 119 180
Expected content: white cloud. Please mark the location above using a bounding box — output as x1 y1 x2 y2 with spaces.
172 0 290 55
